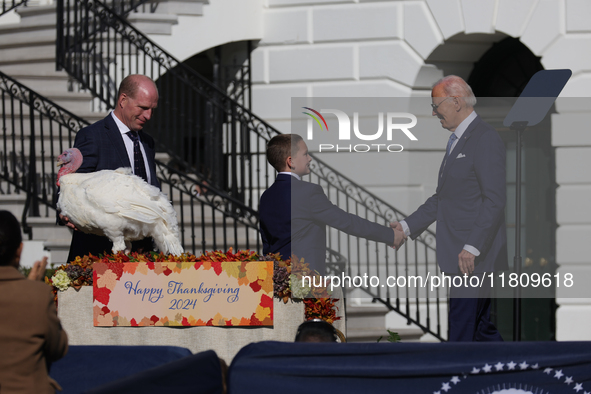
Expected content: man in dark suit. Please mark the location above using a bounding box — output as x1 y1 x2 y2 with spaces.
60 74 160 261
393 75 507 342
259 134 406 273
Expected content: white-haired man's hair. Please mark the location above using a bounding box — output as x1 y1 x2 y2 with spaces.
434 75 477 107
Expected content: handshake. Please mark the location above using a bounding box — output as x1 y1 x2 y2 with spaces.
390 221 407 250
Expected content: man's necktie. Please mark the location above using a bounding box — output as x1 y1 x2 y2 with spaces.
126 131 148 183
442 133 458 172
446 133 458 157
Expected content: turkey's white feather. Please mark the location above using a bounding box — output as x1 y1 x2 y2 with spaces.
57 168 184 255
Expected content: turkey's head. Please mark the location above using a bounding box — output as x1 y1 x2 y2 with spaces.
56 148 83 186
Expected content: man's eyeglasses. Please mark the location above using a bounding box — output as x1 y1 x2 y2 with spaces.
431 97 454 112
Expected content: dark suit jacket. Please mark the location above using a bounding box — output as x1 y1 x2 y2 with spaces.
259 174 292 260
0 266 68 394
66 114 160 261
259 174 393 273
405 115 508 274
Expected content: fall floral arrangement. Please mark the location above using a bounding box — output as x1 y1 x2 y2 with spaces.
271 254 340 324
45 255 95 292
46 249 340 324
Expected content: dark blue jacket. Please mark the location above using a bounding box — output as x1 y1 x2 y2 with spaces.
259 173 393 273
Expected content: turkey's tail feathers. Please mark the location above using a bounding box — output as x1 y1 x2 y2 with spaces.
160 233 184 256
153 221 184 256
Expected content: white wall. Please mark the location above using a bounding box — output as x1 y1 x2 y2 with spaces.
150 0 264 63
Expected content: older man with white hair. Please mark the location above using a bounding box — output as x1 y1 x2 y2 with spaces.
393 75 508 341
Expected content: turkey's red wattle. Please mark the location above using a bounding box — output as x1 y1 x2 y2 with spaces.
56 148 83 186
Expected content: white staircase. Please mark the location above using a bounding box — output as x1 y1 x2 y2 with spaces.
125 0 208 35
0 1 234 267
0 4 101 266
0 5 101 116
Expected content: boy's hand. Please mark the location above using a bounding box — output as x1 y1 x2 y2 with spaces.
392 227 407 250
390 221 403 232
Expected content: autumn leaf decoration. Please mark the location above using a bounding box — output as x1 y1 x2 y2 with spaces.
303 298 340 324
46 248 340 324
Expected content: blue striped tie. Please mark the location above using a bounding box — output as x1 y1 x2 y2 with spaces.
126 131 148 183
446 133 458 157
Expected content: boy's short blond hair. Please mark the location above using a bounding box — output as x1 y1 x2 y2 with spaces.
266 134 304 172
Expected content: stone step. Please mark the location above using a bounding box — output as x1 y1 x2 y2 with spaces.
15 4 56 27
23 210 256 239
127 0 209 35
0 193 27 217
345 305 389 330
0 124 83 145
22 199 255 228
39 90 95 114
43 237 259 265
0 61 61 77
0 108 106 130
10 73 71 92
0 4 57 32
42 238 70 266
346 327 425 343
0 106 88 125
142 0 207 16
0 28 56 50
0 34 131 65
23 216 71 241
344 298 435 343
385 303 447 342
0 89 95 114
127 12 178 35
0 136 77 154
0 42 56 65
24 218 257 265
0 7 56 67
0 8 133 74
33 199 253 230
3 150 72 172
2 167 244 224
0 156 74 179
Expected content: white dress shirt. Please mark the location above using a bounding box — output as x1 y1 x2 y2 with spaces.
280 171 300 180
447 110 476 156
111 111 151 184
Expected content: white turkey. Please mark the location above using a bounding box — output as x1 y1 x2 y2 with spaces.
56 147 184 256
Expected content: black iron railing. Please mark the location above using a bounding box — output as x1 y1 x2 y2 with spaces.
0 70 80 235
56 0 259 198
0 70 260 255
55 0 446 340
0 0 27 17
308 161 443 339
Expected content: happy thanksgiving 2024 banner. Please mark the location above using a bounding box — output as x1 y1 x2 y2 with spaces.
92 261 274 327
